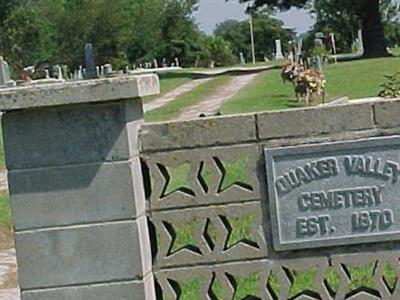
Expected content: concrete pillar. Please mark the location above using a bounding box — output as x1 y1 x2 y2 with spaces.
0 75 159 300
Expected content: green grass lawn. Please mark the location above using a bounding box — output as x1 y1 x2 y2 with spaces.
145 75 232 122
142 73 193 103
222 56 400 115
0 192 10 225
0 126 4 169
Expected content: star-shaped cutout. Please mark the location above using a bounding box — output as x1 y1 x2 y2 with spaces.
286 268 318 298
382 262 397 292
346 262 377 292
324 267 341 296
209 273 224 299
178 277 204 300
214 157 253 192
222 214 258 249
232 271 261 300
158 163 195 197
164 220 201 255
267 270 282 298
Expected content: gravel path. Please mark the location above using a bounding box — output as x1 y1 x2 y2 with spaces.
0 226 18 300
177 73 259 120
0 171 7 191
143 78 212 113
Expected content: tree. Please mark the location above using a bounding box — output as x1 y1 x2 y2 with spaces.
215 13 294 61
238 0 392 58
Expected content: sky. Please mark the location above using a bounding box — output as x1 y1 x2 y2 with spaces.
194 0 314 34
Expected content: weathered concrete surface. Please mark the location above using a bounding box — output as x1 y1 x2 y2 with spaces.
0 75 159 299
143 78 212 112
9 159 145 230
3 100 143 169
0 75 159 111
142 98 400 299
178 73 259 120
16 219 150 290
374 98 400 128
141 114 256 151
22 275 155 300
257 102 374 140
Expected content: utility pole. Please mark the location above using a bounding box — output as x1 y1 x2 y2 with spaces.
249 11 256 65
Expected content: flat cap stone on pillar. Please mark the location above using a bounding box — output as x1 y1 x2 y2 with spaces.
0 74 159 111
0 75 160 300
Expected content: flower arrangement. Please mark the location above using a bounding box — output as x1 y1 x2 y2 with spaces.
281 63 326 105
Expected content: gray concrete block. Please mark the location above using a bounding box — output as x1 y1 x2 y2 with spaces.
16 219 151 289
0 75 159 111
22 276 155 300
3 100 143 169
257 103 374 140
9 159 145 230
374 98 400 128
141 114 256 152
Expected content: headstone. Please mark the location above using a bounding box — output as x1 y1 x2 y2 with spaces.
45 69 50 79
84 43 97 79
275 40 284 60
153 59 158 69
175 58 179 67
0 56 12 86
96 66 100 78
56 65 63 80
314 38 324 49
357 29 364 53
329 33 338 63
61 65 68 80
162 58 167 68
316 56 323 73
78 66 83 80
103 64 112 76
239 52 246 64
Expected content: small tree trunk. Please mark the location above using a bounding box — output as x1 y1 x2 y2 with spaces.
361 0 390 58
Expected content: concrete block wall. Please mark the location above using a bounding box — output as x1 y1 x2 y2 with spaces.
140 99 400 300
0 76 159 300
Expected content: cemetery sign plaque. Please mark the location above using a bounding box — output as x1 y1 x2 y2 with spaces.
265 136 400 251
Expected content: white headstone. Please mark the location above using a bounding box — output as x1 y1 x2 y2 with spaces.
239 52 246 64
275 40 284 60
357 29 364 53
175 58 179 67
153 59 158 69
0 56 11 86
57 66 63 80
78 66 83 80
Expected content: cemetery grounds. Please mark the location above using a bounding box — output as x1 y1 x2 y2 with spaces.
0 51 400 298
